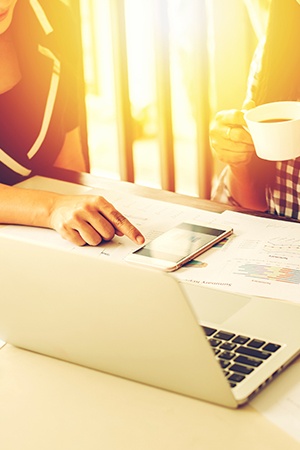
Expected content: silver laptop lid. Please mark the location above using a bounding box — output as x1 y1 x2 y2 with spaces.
0 235 237 407
1 235 300 408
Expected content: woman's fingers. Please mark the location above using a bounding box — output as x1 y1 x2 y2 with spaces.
50 195 145 246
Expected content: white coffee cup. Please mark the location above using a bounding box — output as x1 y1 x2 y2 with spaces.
244 101 300 161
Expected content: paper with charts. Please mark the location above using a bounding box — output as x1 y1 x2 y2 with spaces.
0 183 299 304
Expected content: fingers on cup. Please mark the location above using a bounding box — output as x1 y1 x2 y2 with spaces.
212 141 254 165
228 126 253 144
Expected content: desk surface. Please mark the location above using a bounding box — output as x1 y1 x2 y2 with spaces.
38 167 257 214
40 167 299 222
0 343 298 450
1 171 299 450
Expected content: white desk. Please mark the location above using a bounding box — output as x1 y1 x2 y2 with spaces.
1 172 299 449
1 344 299 450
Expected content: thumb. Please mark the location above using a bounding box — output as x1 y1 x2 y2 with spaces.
241 99 256 133
242 99 256 111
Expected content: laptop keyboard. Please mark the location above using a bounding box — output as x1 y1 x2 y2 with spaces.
203 326 281 388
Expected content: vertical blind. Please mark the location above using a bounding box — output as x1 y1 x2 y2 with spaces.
72 0 255 198
108 0 212 197
74 0 255 198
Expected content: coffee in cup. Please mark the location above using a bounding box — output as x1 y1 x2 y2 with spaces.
244 101 300 161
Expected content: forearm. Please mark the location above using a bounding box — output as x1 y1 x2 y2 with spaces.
0 183 57 228
226 161 268 211
0 183 145 246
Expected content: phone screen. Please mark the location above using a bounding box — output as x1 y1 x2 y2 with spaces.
127 223 232 271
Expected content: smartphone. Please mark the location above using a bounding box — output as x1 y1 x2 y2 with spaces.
125 222 233 272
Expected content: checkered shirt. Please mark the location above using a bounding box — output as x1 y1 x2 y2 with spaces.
241 36 300 221
267 158 300 220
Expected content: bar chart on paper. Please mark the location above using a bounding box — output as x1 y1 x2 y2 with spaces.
234 235 300 285
234 263 300 285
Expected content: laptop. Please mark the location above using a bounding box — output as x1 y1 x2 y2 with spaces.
0 234 300 408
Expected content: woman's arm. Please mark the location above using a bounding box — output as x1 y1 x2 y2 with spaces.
0 183 145 246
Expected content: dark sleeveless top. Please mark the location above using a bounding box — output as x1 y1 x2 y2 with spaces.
0 0 79 185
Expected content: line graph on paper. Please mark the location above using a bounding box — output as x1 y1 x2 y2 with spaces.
263 236 300 258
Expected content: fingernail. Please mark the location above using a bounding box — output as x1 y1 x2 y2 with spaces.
136 235 145 245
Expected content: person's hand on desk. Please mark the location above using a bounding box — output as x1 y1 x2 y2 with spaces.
49 194 145 246
0 184 145 246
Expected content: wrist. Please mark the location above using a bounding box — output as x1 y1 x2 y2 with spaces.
226 159 268 211
41 191 61 230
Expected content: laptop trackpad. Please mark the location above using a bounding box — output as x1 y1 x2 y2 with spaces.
180 283 251 325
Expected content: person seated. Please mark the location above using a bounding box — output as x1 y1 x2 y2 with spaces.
0 0 144 246
210 0 300 220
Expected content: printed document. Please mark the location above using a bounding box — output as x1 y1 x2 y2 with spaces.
0 177 299 304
